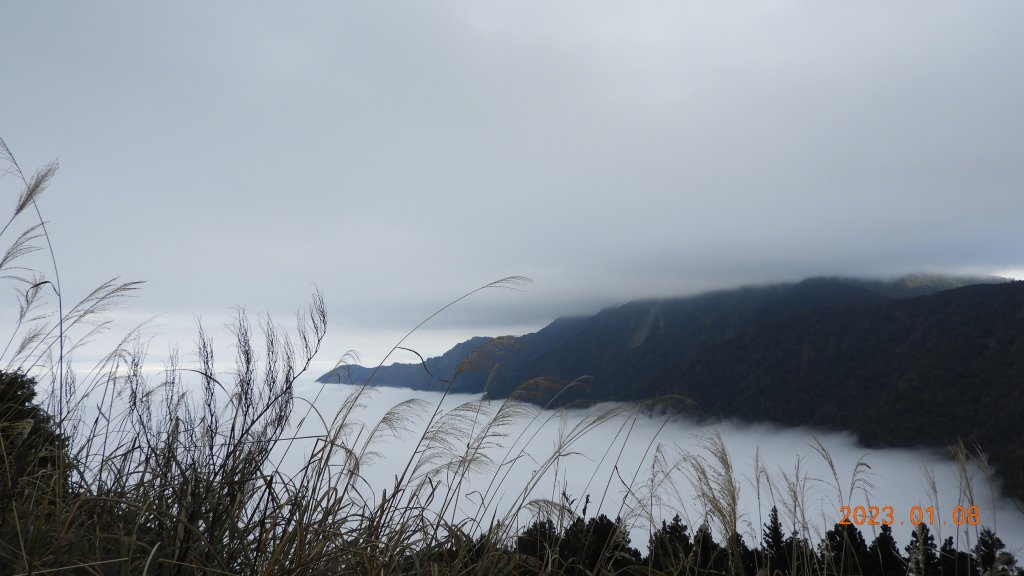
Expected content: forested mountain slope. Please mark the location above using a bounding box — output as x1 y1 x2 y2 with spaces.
318 276 1024 500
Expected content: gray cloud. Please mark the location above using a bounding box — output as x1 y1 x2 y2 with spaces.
3 2 1023 364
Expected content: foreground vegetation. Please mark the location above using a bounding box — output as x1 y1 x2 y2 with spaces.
4 364 1021 576
1 140 1019 574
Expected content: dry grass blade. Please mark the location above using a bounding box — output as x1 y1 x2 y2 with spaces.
15 161 58 218
0 222 43 274
357 396 431 468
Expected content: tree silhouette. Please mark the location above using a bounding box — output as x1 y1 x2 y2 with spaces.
906 524 940 576
0 371 70 529
974 528 1007 575
763 506 789 576
648 514 694 572
823 522 870 576
940 535 977 576
559 514 639 574
867 524 905 576
516 517 560 563
692 523 729 575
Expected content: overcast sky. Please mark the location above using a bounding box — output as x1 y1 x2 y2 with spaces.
3 2 1023 370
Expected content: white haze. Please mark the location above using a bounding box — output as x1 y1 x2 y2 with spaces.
272 382 1024 554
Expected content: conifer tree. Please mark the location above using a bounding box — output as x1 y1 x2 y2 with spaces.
823 522 870 576
906 524 940 576
648 514 693 572
763 505 789 576
939 535 977 576
974 528 1006 575
867 525 905 576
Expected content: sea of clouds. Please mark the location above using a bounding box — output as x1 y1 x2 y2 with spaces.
266 381 1024 553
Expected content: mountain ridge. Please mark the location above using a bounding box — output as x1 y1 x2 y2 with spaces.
317 274 1024 501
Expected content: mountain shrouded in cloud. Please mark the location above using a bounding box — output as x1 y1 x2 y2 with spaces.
320 275 1024 503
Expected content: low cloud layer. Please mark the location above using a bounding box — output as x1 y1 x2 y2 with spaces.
287 384 1024 551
